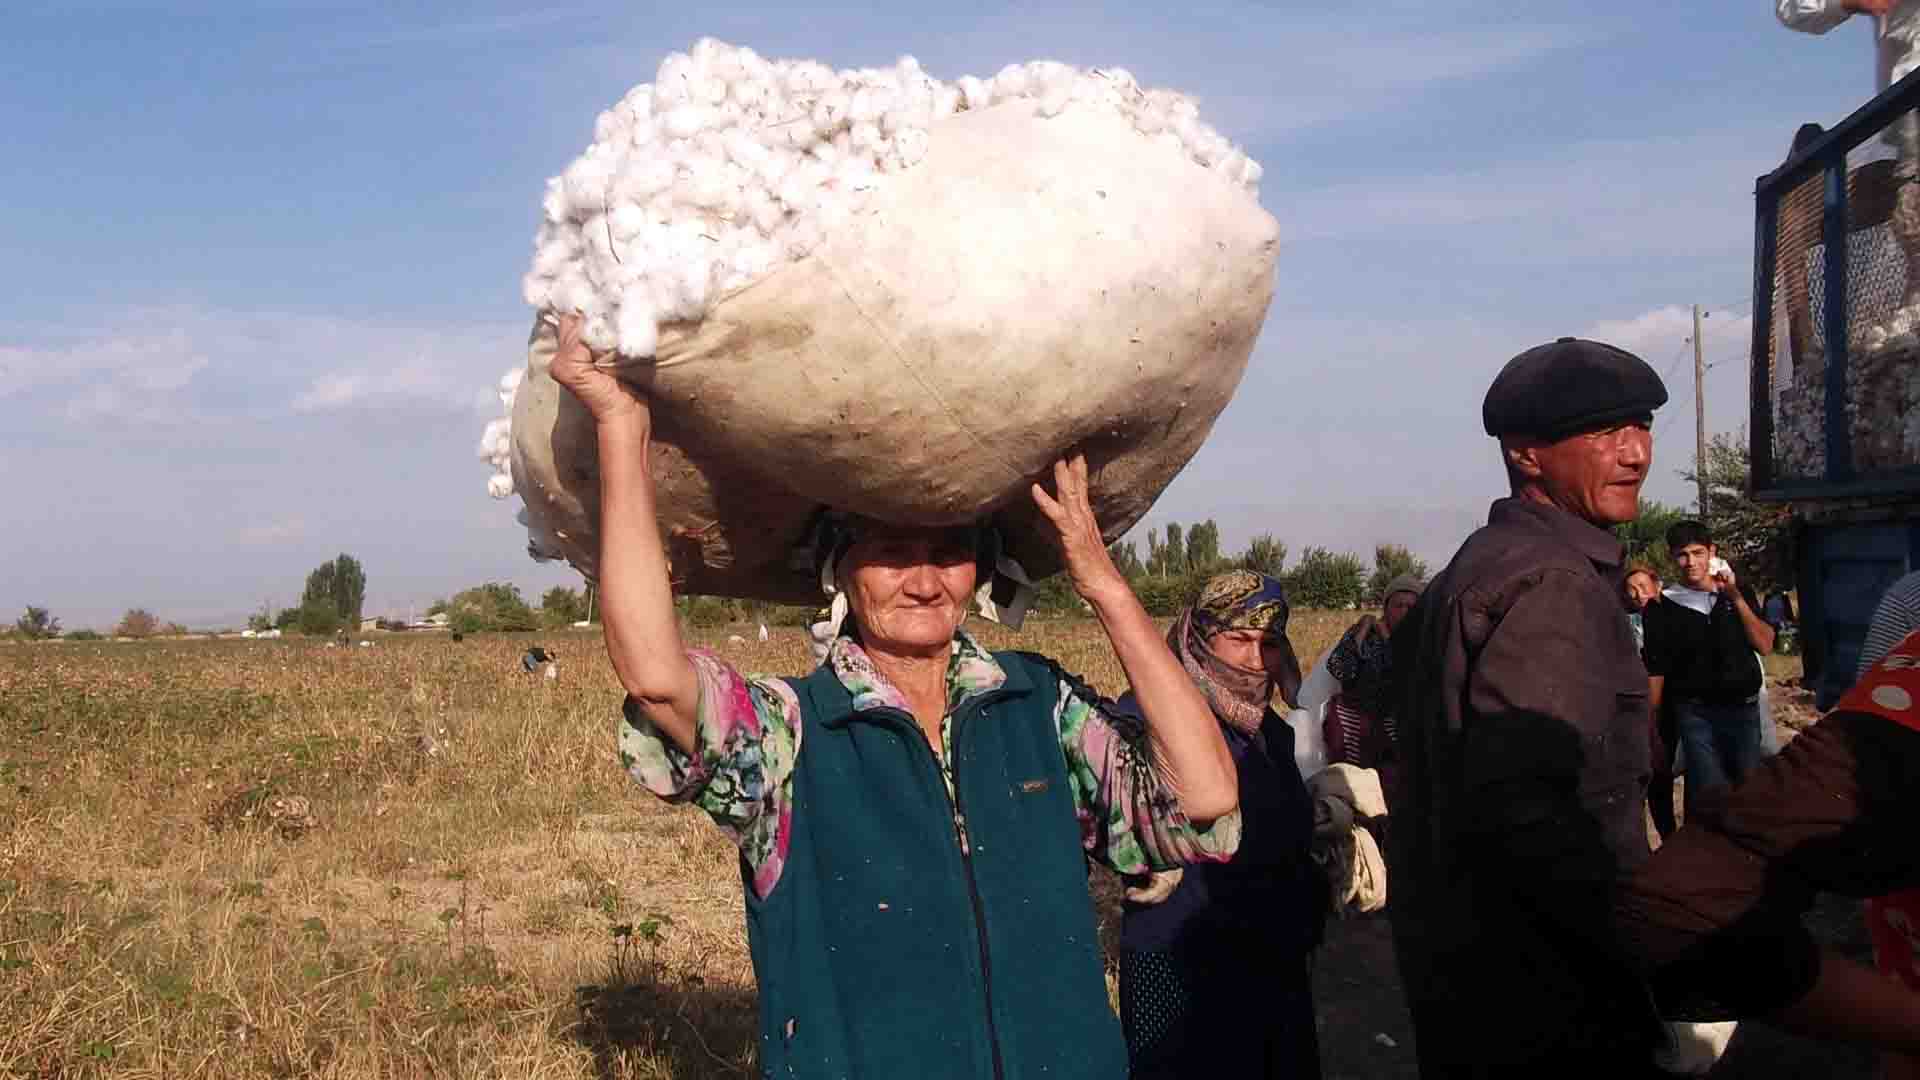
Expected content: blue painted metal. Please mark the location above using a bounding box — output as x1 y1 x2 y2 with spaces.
1802 521 1920 708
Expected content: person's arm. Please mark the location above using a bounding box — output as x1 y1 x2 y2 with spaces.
1722 577 1777 655
1766 949 1920 1053
1776 0 1869 33
1649 675 1666 719
1859 572 1920 679
1616 696 1920 1028
1032 454 1236 822
1053 680 1242 874
1456 573 1646 958
546 313 700 753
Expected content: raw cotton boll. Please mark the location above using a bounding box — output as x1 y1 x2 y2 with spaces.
933 84 962 118
562 155 615 218
894 126 931 169
756 147 796 187
811 91 851 135
662 104 711 139
849 120 882 154
521 271 553 308
787 61 834 96
581 311 617 352
724 130 769 172
619 85 654 121
615 290 659 357
957 75 991 111
1194 130 1230 167
619 155 677 203
730 76 768 109
594 108 627 145
747 190 785 234
488 473 514 499
776 172 819 213
608 201 649 242
848 87 881 125
1037 85 1072 118
692 75 728 106
478 417 512 460
549 268 594 315
1131 107 1165 135
626 118 659 149
1242 159 1264 187
687 168 735 211
784 218 824 259
656 52 697 101
831 130 852 155
993 63 1029 99
541 177 571 225
730 239 775 281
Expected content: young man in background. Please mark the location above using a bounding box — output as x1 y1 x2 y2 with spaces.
1641 522 1775 811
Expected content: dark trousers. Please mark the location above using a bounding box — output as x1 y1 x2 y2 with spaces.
1674 699 1764 812
1648 701 1679 840
1121 944 1320 1079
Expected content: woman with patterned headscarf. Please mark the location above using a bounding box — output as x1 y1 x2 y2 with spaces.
1117 570 1326 1079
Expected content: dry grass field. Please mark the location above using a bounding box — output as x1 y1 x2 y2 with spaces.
0 612 1357 1079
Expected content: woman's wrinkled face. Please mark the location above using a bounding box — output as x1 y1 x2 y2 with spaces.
842 525 979 655
1383 591 1419 634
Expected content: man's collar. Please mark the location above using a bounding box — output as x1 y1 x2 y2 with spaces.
1488 495 1626 569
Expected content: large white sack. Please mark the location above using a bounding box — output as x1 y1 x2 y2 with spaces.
508 84 1276 601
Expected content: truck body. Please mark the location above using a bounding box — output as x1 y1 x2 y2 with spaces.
1752 69 1920 707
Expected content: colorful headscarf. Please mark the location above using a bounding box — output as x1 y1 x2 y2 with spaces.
792 511 1035 663
1168 570 1293 737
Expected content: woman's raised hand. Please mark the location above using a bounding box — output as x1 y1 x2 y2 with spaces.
1031 453 1126 601
548 313 650 428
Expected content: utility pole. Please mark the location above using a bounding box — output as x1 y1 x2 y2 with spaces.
1693 304 1709 517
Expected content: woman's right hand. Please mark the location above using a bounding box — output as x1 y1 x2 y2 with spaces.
549 313 650 427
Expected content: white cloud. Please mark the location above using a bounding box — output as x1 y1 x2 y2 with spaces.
0 323 211 425
291 360 484 415
0 307 526 432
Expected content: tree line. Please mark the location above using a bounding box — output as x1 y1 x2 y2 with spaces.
1030 526 1428 617
5 438 1795 641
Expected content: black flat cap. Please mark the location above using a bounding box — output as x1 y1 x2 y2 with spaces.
1482 336 1669 440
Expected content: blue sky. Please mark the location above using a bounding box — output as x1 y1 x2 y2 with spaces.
0 1 1885 629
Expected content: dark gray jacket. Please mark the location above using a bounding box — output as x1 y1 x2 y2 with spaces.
1388 496 1658 1070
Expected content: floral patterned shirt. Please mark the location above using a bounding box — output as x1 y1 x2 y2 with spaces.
618 630 1241 899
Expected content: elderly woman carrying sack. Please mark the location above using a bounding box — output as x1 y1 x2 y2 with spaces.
547 314 1241 1080
1116 571 1326 1080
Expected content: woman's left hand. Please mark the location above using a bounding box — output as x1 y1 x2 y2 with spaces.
1032 454 1126 601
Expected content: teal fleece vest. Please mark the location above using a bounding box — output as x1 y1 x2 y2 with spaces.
746 651 1127 1079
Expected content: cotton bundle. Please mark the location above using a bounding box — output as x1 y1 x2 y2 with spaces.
484 39 1278 600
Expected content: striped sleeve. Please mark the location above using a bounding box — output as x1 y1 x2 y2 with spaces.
1858 572 1920 679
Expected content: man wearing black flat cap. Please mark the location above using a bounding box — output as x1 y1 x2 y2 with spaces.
1387 337 1670 1075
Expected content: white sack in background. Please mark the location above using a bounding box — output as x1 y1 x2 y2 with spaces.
485 40 1278 601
